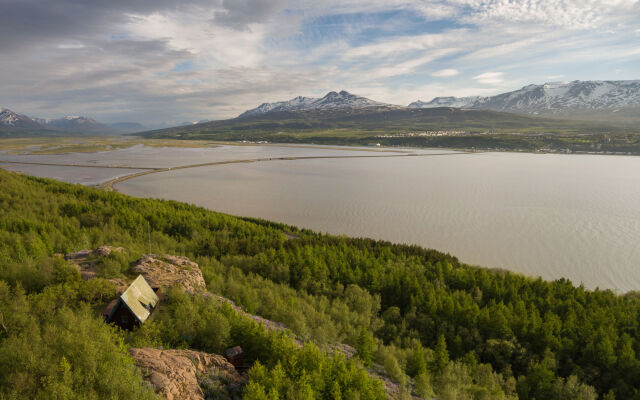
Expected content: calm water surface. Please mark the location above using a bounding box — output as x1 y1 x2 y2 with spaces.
3 144 639 292
117 149 640 292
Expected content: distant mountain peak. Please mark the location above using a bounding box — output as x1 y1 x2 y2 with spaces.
38 116 115 133
409 96 479 109
1 107 119 134
239 90 397 117
409 80 640 115
0 108 43 130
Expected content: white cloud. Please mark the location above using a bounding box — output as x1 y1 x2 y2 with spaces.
343 31 466 59
353 49 460 79
461 36 546 61
56 43 85 49
431 68 459 77
1 0 639 123
473 72 504 84
453 0 639 29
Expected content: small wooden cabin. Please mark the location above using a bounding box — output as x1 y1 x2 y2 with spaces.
103 275 160 330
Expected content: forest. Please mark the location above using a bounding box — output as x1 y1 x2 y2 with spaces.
0 167 638 399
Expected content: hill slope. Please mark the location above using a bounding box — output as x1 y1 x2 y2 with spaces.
2 167 640 398
139 106 637 155
145 106 626 139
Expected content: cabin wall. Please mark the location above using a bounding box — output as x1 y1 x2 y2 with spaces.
107 302 139 330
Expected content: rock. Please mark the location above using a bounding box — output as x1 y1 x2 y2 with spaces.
132 254 206 293
129 348 241 400
64 245 123 261
64 246 125 281
95 245 124 257
108 278 128 295
64 249 93 261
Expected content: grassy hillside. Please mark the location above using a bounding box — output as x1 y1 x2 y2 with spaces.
137 107 640 154
140 107 634 137
1 168 640 398
0 126 121 138
0 127 73 138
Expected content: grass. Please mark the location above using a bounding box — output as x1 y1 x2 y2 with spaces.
135 108 640 154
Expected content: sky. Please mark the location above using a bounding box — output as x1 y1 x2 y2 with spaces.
1 0 639 126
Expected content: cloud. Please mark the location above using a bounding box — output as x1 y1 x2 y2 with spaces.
0 0 638 124
213 0 286 30
431 68 459 77
473 72 504 84
455 0 639 29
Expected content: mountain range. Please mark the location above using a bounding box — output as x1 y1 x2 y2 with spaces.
239 90 399 117
0 108 145 134
3 80 639 137
239 81 640 119
409 80 640 116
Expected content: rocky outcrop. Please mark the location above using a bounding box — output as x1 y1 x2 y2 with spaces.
65 245 124 262
132 254 206 293
107 278 128 295
62 247 206 294
129 348 241 400
64 246 125 286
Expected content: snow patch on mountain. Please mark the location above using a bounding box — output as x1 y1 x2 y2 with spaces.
239 90 397 117
1 108 119 133
409 96 480 109
34 116 116 133
409 80 640 115
0 108 44 129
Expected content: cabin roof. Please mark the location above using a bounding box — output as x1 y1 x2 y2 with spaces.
120 275 159 324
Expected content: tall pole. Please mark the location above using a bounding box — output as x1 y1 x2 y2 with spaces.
148 220 151 255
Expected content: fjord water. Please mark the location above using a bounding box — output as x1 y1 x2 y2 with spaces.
3 144 640 292
115 149 640 292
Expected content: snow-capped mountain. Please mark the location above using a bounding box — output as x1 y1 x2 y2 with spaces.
409 96 480 109
34 116 116 133
409 80 640 115
239 90 397 117
0 108 44 130
1 108 121 134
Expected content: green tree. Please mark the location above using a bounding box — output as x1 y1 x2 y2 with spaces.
356 327 375 367
407 342 428 377
432 334 449 373
414 372 435 399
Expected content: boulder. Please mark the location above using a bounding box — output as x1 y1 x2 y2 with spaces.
129 348 241 400
108 278 128 295
64 246 125 281
64 245 123 261
132 254 206 293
